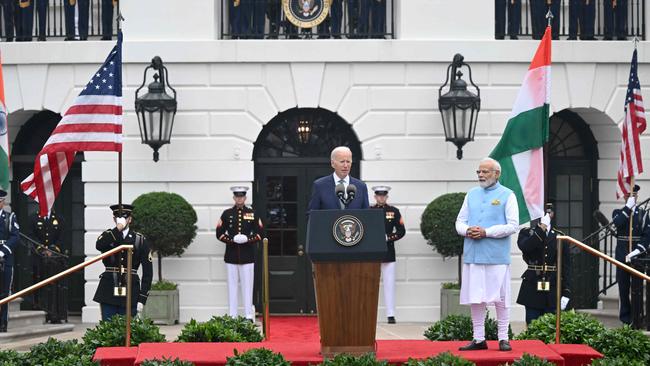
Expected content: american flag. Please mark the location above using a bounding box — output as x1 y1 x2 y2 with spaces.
617 48 646 199
21 33 123 216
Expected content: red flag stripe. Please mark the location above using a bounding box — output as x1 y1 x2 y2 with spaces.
65 104 123 115
53 124 122 134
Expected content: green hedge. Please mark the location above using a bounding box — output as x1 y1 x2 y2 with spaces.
515 311 604 345
141 358 195 366
176 315 263 342
83 315 166 348
424 314 513 341
226 348 290 366
318 353 388 366
404 352 475 366
510 353 555 366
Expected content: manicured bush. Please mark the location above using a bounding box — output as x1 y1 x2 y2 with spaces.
515 311 604 345
176 315 263 343
318 353 389 366
131 191 198 282
424 313 513 341
420 193 466 283
83 315 166 348
27 338 96 366
509 353 555 366
591 357 645 366
151 279 178 291
404 351 475 366
225 348 290 366
590 325 650 364
0 349 26 366
141 358 196 366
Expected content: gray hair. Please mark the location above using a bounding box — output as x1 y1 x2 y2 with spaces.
331 146 352 161
480 157 501 172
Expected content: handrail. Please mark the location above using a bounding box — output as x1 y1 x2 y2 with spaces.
555 235 650 344
0 244 135 346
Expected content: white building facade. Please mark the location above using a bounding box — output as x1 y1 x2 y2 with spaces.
1 0 649 323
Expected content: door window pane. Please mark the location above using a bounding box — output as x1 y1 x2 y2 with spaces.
267 230 282 256
267 204 284 228
283 176 297 200
284 204 297 228
267 176 283 201
556 175 569 200
570 175 583 200
283 231 298 256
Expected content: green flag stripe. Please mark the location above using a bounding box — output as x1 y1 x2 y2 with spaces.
0 148 9 190
490 104 549 161
496 156 531 224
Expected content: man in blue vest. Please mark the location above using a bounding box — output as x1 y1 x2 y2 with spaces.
0 190 19 332
456 158 519 352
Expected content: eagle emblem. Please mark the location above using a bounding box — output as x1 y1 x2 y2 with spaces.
333 215 364 247
283 0 330 28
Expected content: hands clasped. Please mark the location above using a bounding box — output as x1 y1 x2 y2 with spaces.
626 248 644 263
233 234 248 244
466 226 486 239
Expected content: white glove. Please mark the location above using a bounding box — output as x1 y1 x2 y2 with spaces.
116 217 127 230
137 302 144 313
560 296 569 310
233 234 248 244
626 196 636 209
0 251 4 258
626 248 642 263
540 214 551 233
385 234 389 242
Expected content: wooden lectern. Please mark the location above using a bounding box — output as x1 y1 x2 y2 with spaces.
306 209 386 358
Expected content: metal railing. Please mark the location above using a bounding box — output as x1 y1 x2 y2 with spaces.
0 244 135 346
220 0 394 39
497 0 645 40
555 235 650 342
0 0 119 40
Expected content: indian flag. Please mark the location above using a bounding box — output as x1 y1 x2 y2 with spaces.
489 26 551 223
0 55 9 190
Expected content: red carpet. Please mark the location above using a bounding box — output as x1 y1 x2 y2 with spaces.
94 316 603 366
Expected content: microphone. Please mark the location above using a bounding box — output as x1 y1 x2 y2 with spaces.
335 183 346 202
347 184 357 202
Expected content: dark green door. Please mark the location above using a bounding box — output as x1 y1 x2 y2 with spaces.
255 164 331 313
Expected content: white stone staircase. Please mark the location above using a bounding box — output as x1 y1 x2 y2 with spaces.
0 298 74 344
578 293 623 329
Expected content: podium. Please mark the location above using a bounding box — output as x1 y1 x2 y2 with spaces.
306 209 386 357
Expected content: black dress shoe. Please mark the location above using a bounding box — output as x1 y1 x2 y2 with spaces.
617 36 628 41
5 38 12 42
509 35 518 40
567 36 577 40
37 36 46 42
499 340 512 351
459 340 487 351
387 316 396 324
101 36 112 41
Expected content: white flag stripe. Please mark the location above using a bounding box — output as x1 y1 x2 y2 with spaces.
56 114 122 125
509 66 550 119
38 154 55 211
44 132 123 145
70 95 123 106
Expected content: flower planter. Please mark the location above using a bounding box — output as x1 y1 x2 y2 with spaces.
440 287 470 319
142 289 179 325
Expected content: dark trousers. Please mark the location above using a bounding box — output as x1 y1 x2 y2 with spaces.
531 0 560 39
0 0 14 40
251 0 266 39
604 0 627 39
65 0 89 39
101 0 114 39
495 0 521 39
229 0 252 38
20 0 47 41
266 0 280 37
100 303 137 321
525 305 555 325
0 266 13 329
330 0 343 37
568 0 595 39
616 242 632 324
370 0 385 37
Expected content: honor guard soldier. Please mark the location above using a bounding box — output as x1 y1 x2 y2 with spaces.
612 185 648 324
370 0 386 38
101 0 117 40
93 204 153 321
31 209 67 323
1 0 15 42
568 0 595 40
65 0 90 40
516 204 571 324
0 190 18 332
371 186 405 324
495 0 521 40
530 0 560 40
216 186 263 322
18 0 47 41
604 0 628 40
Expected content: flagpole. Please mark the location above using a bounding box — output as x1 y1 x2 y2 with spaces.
629 176 635 253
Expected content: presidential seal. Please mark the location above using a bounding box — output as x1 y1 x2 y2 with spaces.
333 215 364 247
282 0 331 28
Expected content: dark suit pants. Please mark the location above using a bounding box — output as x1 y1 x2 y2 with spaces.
568 0 594 39
604 0 627 39
0 266 13 328
370 0 385 37
616 243 632 324
0 0 14 40
495 0 520 39
20 0 47 41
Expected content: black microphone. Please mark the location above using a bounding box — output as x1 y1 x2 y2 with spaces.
347 184 357 202
335 183 345 201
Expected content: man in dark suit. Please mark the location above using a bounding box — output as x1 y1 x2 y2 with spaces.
93 204 153 321
308 146 369 211
0 190 19 332
516 204 571 324
604 0 627 40
216 186 263 322
0 0 15 42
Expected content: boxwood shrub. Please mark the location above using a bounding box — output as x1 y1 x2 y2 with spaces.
176 315 263 342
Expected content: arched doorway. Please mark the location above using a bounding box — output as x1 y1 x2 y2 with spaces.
11 110 85 315
253 107 362 313
546 109 599 308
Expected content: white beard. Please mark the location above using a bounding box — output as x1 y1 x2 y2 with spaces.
479 178 497 189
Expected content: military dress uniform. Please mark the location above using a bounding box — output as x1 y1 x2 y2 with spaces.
93 204 153 321
604 0 627 40
612 199 648 324
370 0 386 38
568 0 595 40
216 187 263 320
0 0 15 42
64 0 90 40
495 0 521 40
31 211 67 323
371 186 405 324
516 224 571 324
0 191 19 332
18 0 47 41
101 0 117 40
530 0 560 39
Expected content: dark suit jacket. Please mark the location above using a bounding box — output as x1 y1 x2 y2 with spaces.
308 175 370 212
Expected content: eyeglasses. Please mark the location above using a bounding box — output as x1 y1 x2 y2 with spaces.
476 169 496 175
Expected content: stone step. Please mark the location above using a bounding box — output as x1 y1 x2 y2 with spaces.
0 323 75 344
578 308 623 329
599 293 620 311
8 310 47 329
8 297 23 313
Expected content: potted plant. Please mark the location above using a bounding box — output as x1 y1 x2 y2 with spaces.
420 192 468 319
131 192 198 325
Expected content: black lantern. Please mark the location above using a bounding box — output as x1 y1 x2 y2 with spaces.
438 54 481 160
297 119 311 144
135 56 177 162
